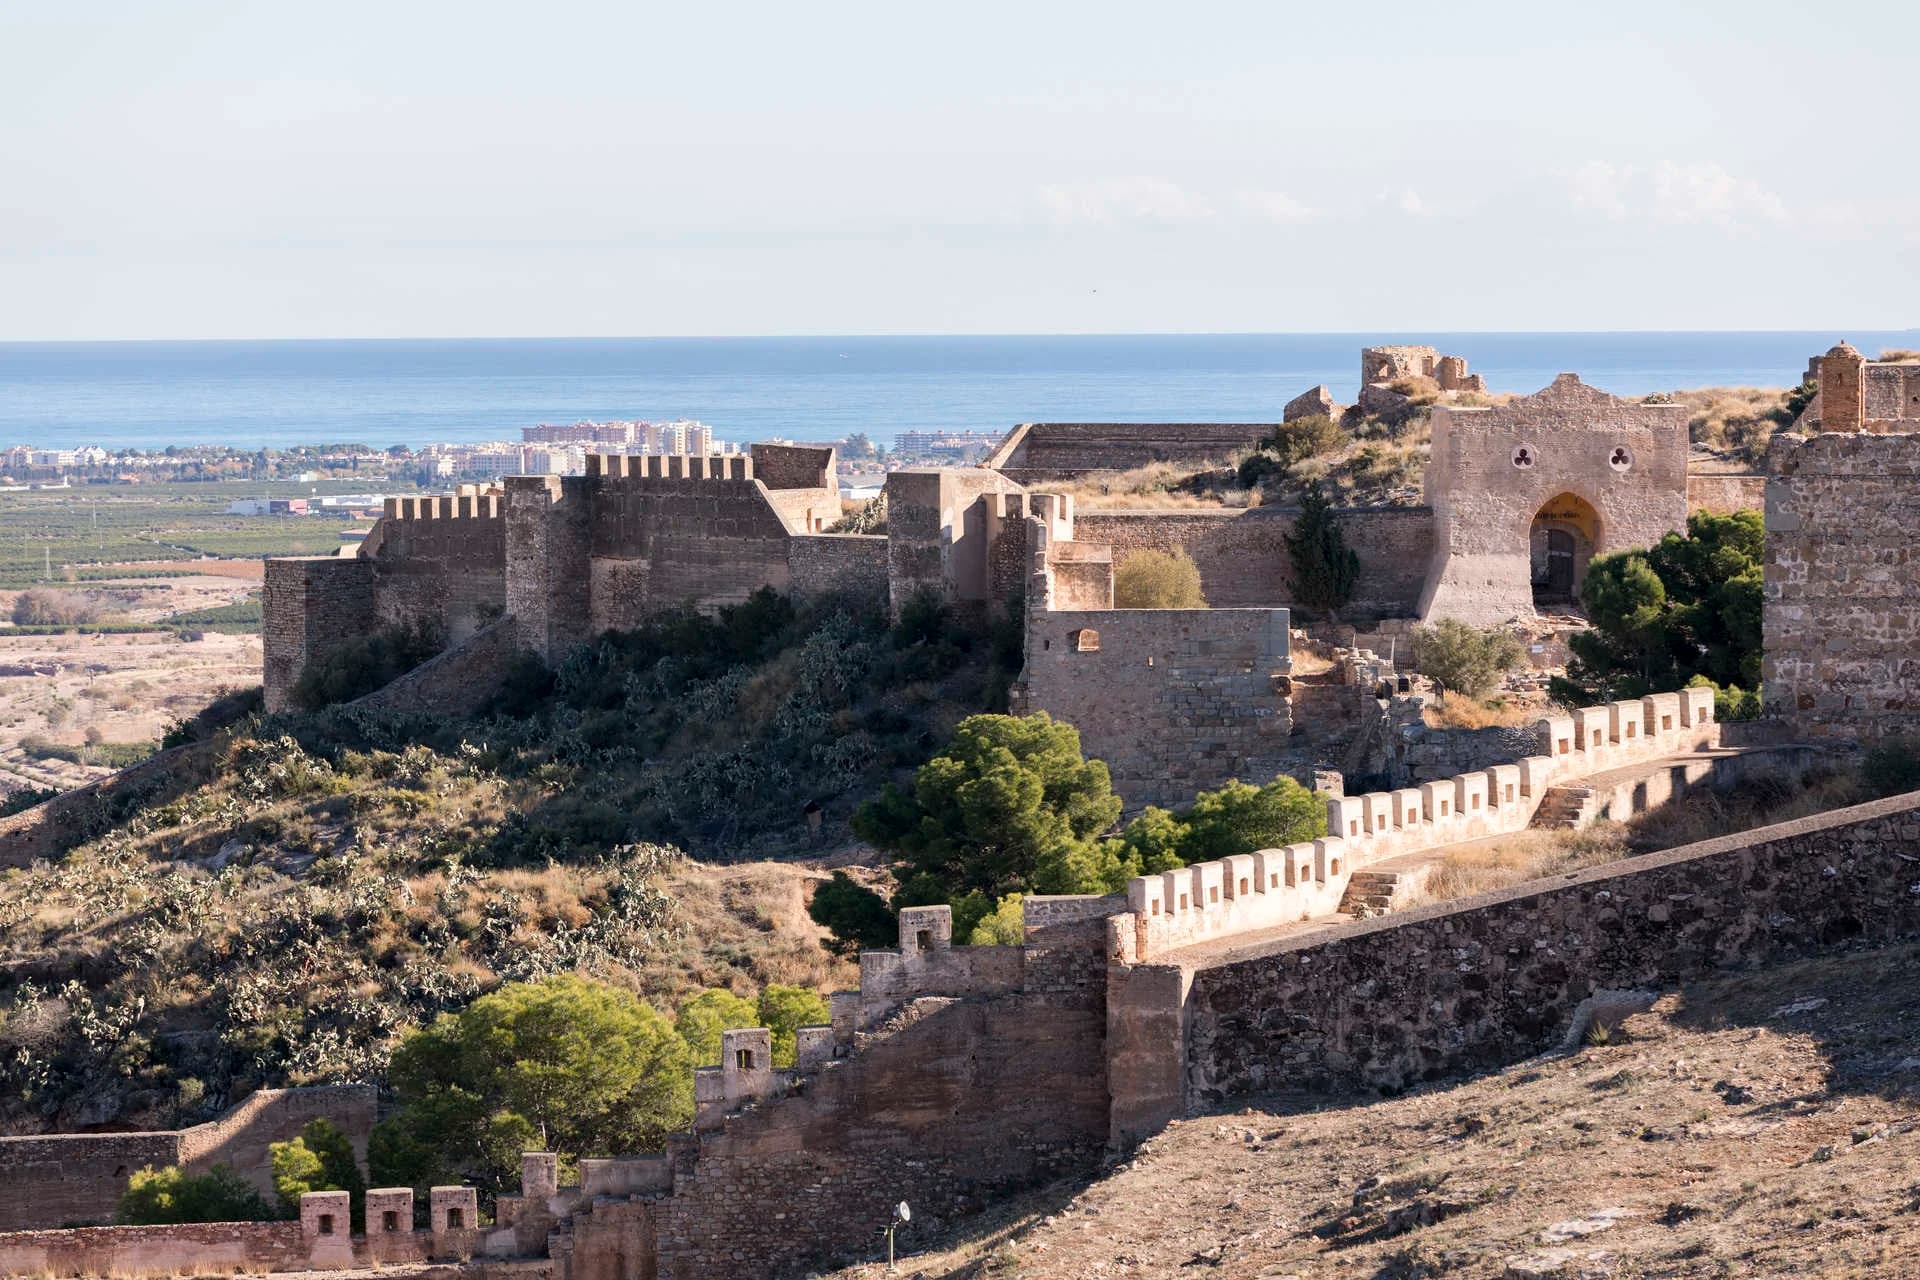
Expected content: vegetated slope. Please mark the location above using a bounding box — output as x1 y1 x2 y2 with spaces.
827 941 1920 1280
0 592 1015 1135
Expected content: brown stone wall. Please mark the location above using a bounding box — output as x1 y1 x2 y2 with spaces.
883 468 1023 615
654 926 1108 1280
1685 473 1765 515
0 1221 308 1277
1418 374 1690 623
586 476 795 630
1184 791 1920 1100
988 423 1273 483
352 620 520 716
748 442 836 491
1019 607 1293 808
262 556 377 712
506 475 594 661
369 501 507 641
1073 507 1434 616
0 1086 377 1232
787 534 889 611
1764 432 1920 742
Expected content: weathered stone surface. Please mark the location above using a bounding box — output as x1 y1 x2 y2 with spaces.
1284 385 1340 422
982 422 1275 483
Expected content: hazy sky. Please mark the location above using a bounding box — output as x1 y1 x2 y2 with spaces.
3 1 1916 340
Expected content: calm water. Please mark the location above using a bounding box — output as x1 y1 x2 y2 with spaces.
0 332 1912 452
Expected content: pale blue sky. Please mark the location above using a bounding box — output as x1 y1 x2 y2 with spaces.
2 1 1915 339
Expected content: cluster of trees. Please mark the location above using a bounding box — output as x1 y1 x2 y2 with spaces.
118 973 832 1223
1553 511 1763 718
826 713 1326 945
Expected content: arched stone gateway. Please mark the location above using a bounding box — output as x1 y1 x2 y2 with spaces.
1416 373 1689 624
1529 491 1600 608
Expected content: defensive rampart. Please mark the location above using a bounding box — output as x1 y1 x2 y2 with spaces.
1181 788 1920 1101
0 1085 376 1232
983 422 1274 484
1072 506 1433 616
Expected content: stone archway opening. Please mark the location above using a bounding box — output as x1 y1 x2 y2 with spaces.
1530 492 1600 610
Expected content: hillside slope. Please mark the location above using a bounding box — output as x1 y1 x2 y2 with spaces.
830 941 1920 1280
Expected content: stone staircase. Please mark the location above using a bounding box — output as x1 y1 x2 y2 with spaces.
1339 869 1407 918
1531 783 1603 829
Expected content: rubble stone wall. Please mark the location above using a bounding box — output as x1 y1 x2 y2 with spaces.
1764 431 1920 742
1184 791 1920 1099
984 422 1274 483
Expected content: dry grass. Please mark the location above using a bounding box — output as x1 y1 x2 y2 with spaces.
1879 348 1920 362
1422 694 1544 730
1052 458 1261 510
1668 385 1794 461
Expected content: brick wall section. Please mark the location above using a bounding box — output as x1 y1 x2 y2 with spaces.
652 916 1109 1280
1764 432 1920 742
261 556 377 712
786 534 889 611
986 422 1273 483
1685 473 1765 515
1074 507 1434 616
1183 791 1920 1101
1019 607 1292 808
1417 374 1689 623
0 1086 377 1231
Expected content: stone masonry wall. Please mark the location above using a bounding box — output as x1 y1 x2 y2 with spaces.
1073 507 1434 617
1764 432 1920 742
262 556 377 712
369 497 508 642
787 533 889 611
1019 607 1293 808
586 476 796 629
1684 473 1765 515
985 422 1274 483
1184 791 1920 1101
653 915 1109 1279
353 619 520 716
0 1086 376 1231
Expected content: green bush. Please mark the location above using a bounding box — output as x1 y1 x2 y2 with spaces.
292 621 444 710
674 988 757 1066
1410 619 1524 699
853 712 1128 901
967 893 1025 945
1863 737 1920 799
270 1119 365 1227
806 871 898 957
1114 549 1207 609
0 785 59 817
116 1164 277 1225
1284 481 1360 618
1261 416 1345 469
755 984 830 1066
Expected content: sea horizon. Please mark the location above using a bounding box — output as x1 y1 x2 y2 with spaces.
1 330 1914 453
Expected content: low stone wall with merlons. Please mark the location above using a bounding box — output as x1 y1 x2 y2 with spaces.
1183 790 1920 1102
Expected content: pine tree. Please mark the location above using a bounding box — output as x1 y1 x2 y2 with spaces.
1284 481 1361 617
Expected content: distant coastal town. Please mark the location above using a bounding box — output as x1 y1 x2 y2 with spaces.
0 423 1008 498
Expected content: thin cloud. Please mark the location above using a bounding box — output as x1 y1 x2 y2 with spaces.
1563 160 1790 228
1038 178 1318 226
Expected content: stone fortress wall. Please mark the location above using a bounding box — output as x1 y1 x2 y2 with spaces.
0 1086 376 1233
981 421 1275 484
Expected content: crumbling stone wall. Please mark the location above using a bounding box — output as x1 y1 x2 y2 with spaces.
882 468 1032 616
1764 430 1920 742
1018 607 1293 808
1417 374 1689 624
787 534 889 610
1183 791 1920 1100
983 422 1274 483
1073 507 1434 616
1685 473 1765 515
1361 345 1485 393
262 556 376 712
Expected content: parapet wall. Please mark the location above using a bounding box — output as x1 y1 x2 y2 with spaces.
262 556 377 712
1764 431 1920 743
1018 606 1293 808
1183 789 1920 1099
0 1085 376 1232
984 422 1274 484
1072 507 1434 616
371 492 509 642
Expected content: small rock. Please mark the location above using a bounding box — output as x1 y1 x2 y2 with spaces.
1540 1207 1632 1244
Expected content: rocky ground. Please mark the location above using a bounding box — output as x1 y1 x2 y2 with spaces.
827 940 1920 1280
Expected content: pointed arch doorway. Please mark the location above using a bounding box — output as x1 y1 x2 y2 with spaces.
1530 492 1600 610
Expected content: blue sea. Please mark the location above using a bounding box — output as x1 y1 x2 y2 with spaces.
0 332 1913 452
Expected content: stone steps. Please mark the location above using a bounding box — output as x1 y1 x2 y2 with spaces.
1339 869 1406 919
1531 783 1602 830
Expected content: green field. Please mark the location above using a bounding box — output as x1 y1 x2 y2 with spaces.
0 481 395 586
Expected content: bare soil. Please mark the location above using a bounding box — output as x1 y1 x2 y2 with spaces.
827 941 1920 1280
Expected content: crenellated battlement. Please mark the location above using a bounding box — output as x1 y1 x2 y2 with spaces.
585 452 756 482
380 488 506 521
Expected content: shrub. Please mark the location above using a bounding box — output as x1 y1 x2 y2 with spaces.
116 1164 277 1225
1114 549 1206 609
1863 737 1920 799
756 984 830 1066
807 871 897 957
1411 620 1524 699
967 894 1025 945
1284 481 1360 618
11 588 100 627
852 712 1128 900
270 1119 365 1227
674 988 758 1066
1176 776 1327 863
291 621 444 710
1261 416 1345 469
0 785 58 817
